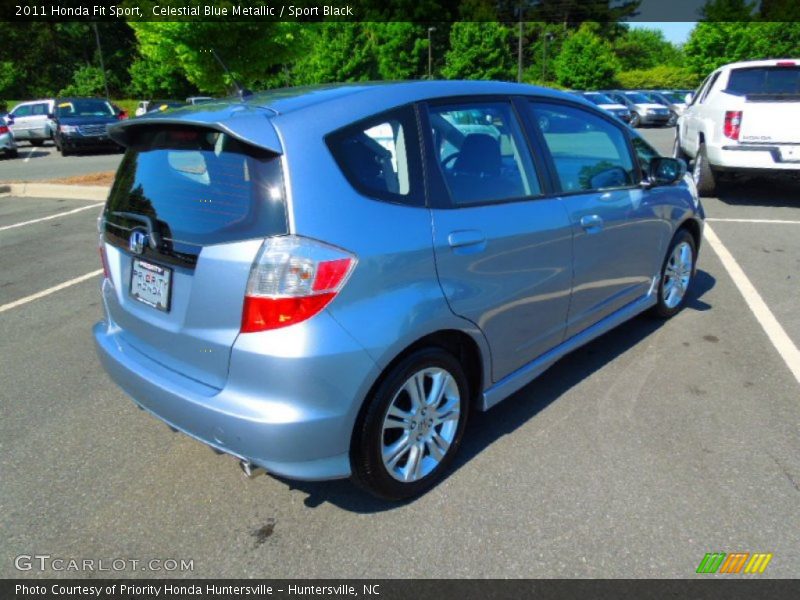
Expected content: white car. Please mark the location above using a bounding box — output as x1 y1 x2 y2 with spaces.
6 99 55 145
675 59 800 196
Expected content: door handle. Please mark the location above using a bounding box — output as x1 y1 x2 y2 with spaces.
447 230 486 253
580 214 604 232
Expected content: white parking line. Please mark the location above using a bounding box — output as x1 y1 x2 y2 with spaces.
707 218 800 225
23 147 36 163
0 270 103 314
0 203 102 232
704 224 800 387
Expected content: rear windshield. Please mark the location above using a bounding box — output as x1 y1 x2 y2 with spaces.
624 92 651 104
56 99 116 117
727 66 800 96
103 127 287 265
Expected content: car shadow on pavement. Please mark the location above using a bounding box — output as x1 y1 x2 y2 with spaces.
715 176 800 208
278 270 716 513
12 150 49 159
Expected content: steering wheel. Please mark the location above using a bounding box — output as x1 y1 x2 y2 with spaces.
441 152 460 170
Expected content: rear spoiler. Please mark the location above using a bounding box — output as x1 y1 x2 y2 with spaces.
107 105 283 154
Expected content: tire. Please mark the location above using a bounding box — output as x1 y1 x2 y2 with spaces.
667 112 678 127
29 139 44 147
630 112 641 128
351 347 471 501
6 149 18 158
692 143 717 197
60 146 70 157
672 133 690 163
651 229 697 319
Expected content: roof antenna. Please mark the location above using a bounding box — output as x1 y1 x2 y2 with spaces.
210 48 253 100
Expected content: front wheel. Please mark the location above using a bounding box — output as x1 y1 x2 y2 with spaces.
630 112 641 128
351 347 470 501
651 229 697 319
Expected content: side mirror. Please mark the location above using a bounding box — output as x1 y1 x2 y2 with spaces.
648 157 686 186
47 112 55 120
684 93 693 105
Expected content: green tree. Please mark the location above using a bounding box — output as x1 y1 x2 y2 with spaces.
59 65 109 97
613 27 682 71
292 24 378 85
684 22 800 78
442 22 515 81
616 66 700 90
554 23 619 89
130 20 300 94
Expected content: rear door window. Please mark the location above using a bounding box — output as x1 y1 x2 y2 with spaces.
103 127 287 267
326 105 423 206
427 101 541 205
529 102 635 193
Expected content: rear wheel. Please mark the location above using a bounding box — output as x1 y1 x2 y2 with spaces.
692 143 717 196
351 347 470 501
6 148 18 158
651 229 696 319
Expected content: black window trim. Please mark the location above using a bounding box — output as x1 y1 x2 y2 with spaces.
520 96 644 198
418 94 552 210
324 103 425 208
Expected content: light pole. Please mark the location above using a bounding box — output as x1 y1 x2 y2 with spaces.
92 22 110 99
517 7 523 83
427 27 436 79
541 32 554 84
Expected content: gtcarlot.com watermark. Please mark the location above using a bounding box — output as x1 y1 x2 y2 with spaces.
14 554 194 573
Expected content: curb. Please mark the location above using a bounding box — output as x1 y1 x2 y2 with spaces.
0 183 110 202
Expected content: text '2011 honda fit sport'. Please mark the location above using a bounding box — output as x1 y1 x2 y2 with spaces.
94 81 704 500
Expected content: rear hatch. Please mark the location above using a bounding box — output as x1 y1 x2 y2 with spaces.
101 124 287 389
726 64 800 145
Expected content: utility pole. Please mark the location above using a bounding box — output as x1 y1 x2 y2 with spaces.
541 32 553 84
427 27 436 79
92 22 110 99
517 7 523 83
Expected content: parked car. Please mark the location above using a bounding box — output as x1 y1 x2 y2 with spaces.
637 91 684 126
581 92 632 123
602 91 671 127
6 99 55 145
0 117 18 158
94 81 703 500
53 98 124 156
186 96 214 105
675 58 800 196
134 99 185 117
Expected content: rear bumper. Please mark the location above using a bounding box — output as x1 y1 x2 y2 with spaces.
93 289 380 481
711 144 800 171
0 134 15 151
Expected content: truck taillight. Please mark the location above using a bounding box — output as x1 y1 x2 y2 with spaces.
241 235 357 333
723 111 742 140
0 125 8 134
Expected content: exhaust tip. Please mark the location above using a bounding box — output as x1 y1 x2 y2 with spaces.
240 460 266 479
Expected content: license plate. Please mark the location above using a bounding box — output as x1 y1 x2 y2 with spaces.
780 146 800 162
130 258 172 312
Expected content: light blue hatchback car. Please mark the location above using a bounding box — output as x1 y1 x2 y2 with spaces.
93 81 704 500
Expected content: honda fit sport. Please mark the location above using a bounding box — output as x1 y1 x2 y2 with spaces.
94 81 704 500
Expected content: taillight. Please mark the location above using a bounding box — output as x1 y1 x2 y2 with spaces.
241 235 357 333
776 61 796 67
97 215 112 284
0 125 8 134
723 110 742 140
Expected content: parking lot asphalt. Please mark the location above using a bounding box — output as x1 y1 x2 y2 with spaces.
1 127 799 578
0 141 123 182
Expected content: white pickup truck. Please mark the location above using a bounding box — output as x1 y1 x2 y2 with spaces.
675 59 800 196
